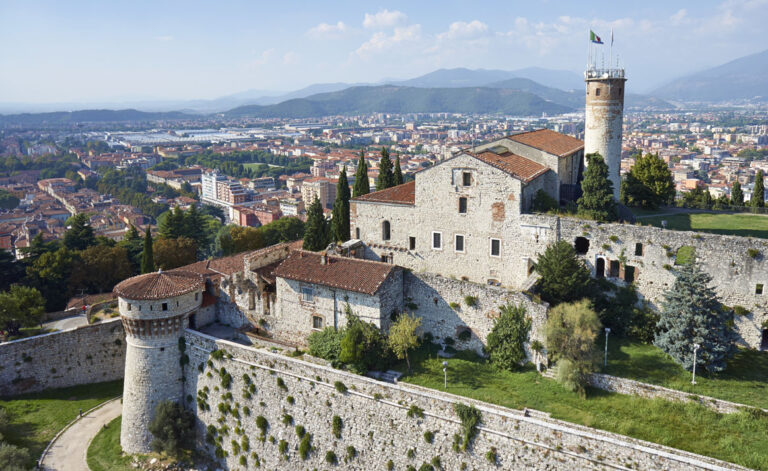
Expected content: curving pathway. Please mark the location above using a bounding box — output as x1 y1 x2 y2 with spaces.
40 397 122 471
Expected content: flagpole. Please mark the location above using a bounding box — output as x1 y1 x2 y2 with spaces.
610 28 613 69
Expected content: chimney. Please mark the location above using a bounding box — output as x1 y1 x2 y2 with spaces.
320 254 327 265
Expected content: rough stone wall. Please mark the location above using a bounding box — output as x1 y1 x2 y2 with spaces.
404 272 547 359
183 330 744 471
0 319 125 396
585 78 625 200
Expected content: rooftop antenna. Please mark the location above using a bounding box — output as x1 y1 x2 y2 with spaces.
610 28 614 70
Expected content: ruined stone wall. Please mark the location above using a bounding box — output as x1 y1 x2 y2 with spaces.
183 330 744 471
404 272 547 359
0 319 125 396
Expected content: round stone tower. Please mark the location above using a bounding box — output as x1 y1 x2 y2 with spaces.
584 68 627 200
113 269 204 454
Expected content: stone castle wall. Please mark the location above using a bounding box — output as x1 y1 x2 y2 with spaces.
0 319 125 396
183 330 744 471
404 272 547 358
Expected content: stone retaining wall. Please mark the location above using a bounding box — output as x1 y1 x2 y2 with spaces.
183 330 744 470
0 319 126 396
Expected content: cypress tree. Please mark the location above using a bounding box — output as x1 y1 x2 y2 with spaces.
731 181 744 206
353 151 370 197
654 261 735 373
376 147 394 191
393 154 403 186
303 197 330 251
752 170 765 208
577 153 618 222
331 167 351 242
141 226 155 274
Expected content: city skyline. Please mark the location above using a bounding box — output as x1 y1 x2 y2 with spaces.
0 0 766 105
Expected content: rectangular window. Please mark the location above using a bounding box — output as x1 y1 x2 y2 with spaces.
302 286 314 302
409 236 416 250
458 197 467 214
635 243 644 256
312 316 323 329
127 303 131 311
432 232 442 250
595 88 601 96
462 172 472 186
162 303 168 311
757 284 764 295
455 234 465 253
609 260 621 278
490 238 501 257
195 292 199 301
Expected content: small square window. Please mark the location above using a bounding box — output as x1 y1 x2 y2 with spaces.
312 316 323 329
490 238 501 257
432 232 442 250
595 88 601 96
302 287 314 302
127 303 131 311
455 234 465 253
757 284 764 295
162 303 168 311
459 197 467 214
409 236 416 250
462 172 472 186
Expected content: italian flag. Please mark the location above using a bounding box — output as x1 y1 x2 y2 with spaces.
590 30 603 44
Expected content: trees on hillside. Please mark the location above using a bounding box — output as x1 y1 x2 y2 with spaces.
486 304 531 372
731 181 744 207
620 153 675 209
753 170 765 208
331 167 351 243
154 237 197 270
63 213 95 251
27 248 80 311
0 249 24 293
388 313 421 373
545 299 601 397
535 241 591 305
141 227 155 274
376 147 395 191
0 189 20 210
352 151 370 197
393 155 403 186
303 197 330 251
0 285 45 336
655 261 735 373
578 153 617 222
70 245 132 294
119 224 143 273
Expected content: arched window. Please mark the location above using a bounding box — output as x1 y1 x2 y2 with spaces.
382 221 391 241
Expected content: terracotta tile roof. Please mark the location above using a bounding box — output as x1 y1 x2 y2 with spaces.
506 129 584 157
273 250 399 295
113 270 204 300
473 151 550 183
352 181 415 205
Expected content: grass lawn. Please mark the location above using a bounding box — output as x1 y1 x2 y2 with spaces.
640 212 768 239
398 345 768 470
87 416 135 471
0 380 123 467
603 336 768 409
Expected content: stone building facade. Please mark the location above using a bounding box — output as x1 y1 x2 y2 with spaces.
114 269 205 453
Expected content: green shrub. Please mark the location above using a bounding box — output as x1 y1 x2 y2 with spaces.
431 456 442 469
332 415 343 438
449 302 460 310
423 430 434 443
532 189 558 213
210 349 224 361
299 433 311 460
454 403 481 452
733 305 750 316
407 448 416 459
407 405 424 419
387 459 395 470
419 464 434 471
675 245 696 265
486 303 531 371
485 446 498 465
295 424 306 438
345 445 357 462
748 248 760 259
276 377 287 391
282 413 293 426
278 439 288 456
255 415 268 437
663 263 673 271
239 455 246 466
608 235 619 242
464 295 478 307
326 450 338 465
307 327 344 361
148 401 195 457
334 381 348 393
286 395 295 405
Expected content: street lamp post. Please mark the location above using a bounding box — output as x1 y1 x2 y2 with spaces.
604 327 611 368
442 361 448 390
691 343 700 385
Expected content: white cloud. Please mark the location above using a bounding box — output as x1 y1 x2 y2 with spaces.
307 21 347 38
436 20 489 41
282 51 299 65
670 9 688 25
247 48 276 69
355 24 421 57
363 9 408 29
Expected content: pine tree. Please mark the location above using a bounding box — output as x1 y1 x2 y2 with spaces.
752 170 765 208
376 147 395 191
654 261 735 373
534 241 591 305
141 226 155 274
578 153 618 222
731 181 744 206
63 213 96 251
119 224 143 274
352 151 370 197
303 197 330 251
184 204 206 248
331 167 351 242
620 153 675 209
159 206 186 239
393 154 403 186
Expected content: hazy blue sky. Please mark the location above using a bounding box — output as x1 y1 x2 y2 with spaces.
1 0 766 104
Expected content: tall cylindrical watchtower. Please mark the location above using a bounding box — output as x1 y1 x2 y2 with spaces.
584 68 626 200
114 269 204 454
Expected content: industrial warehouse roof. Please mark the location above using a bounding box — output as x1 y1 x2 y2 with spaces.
505 129 584 157
352 180 415 205
472 151 551 184
273 250 399 295
113 270 205 300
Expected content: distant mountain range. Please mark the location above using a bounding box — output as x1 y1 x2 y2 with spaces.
0 109 192 127
652 48 768 102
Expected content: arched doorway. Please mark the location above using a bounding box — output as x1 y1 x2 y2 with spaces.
595 258 605 278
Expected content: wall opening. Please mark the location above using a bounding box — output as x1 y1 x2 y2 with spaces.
312 315 323 330
634 243 644 256
574 237 590 254
382 221 391 241
757 284 764 295
462 172 472 186
189 313 196 329
762 329 768 351
162 303 168 311
596 258 605 278
609 260 620 278
624 265 635 283
458 197 468 214
409 236 416 250
355 227 361 239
